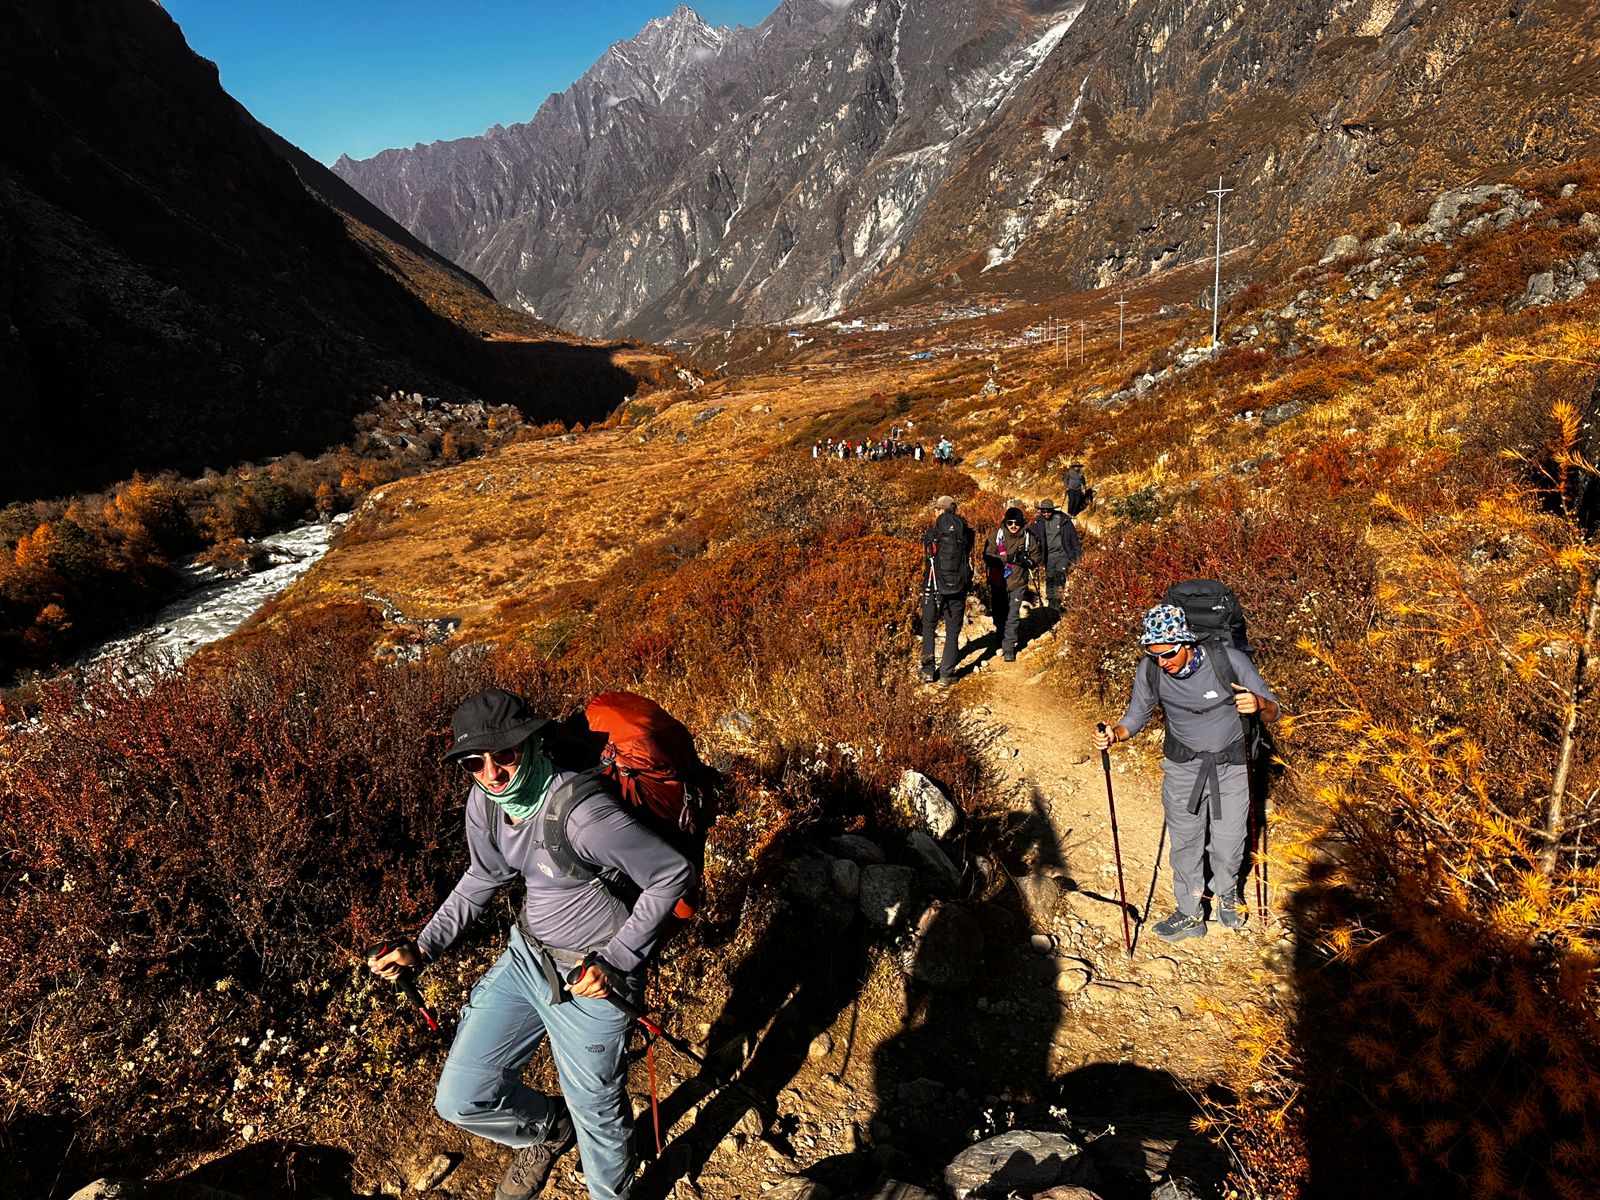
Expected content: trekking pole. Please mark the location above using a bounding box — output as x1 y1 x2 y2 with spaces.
565 957 786 1144
1236 699 1266 923
367 940 439 1032
1095 723 1134 956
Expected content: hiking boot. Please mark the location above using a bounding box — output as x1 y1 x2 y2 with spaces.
1152 910 1207 943
1002 651 1017 662
495 1104 576 1200
1216 891 1247 930
918 665 938 683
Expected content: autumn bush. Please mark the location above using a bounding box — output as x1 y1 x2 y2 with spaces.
1 438 987 1194
1061 485 1379 703
1197 398 1600 1199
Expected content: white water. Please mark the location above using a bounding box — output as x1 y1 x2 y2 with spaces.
87 517 343 672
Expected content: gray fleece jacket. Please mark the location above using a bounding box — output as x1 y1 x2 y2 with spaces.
416 767 692 972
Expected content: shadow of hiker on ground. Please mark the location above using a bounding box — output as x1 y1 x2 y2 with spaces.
177 1140 357 1199
629 895 870 1199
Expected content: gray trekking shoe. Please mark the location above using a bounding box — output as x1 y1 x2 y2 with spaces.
1216 891 1247 930
1152 910 1207 942
495 1103 576 1200
918 665 938 683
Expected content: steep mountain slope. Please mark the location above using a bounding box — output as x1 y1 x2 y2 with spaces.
335 0 1053 339
0 0 654 508
338 0 1599 342
871 0 1600 307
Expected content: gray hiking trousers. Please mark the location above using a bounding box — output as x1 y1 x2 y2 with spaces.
1160 757 1250 917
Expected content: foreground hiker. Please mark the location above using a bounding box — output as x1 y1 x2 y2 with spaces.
1027 498 1081 610
368 688 692 1200
982 506 1037 662
920 494 974 683
1089 604 1278 941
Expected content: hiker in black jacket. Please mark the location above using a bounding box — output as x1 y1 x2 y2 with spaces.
1063 462 1093 516
1027 499 1081 610
982 506 1037 662
920 495 974 683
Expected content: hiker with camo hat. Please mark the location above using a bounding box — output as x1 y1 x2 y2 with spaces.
1089 604 1279 941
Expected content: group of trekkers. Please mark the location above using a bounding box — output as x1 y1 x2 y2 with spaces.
814 435 924 460
918 488 1083 682
809 432 959 465
919 472 1279 949
365 463 1277 1200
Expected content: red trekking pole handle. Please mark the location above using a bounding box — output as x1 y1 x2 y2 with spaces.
368 940 439 1032
1096 724 1135 956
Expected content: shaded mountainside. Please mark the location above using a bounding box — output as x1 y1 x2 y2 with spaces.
0 0 654 507
336 0 1600 341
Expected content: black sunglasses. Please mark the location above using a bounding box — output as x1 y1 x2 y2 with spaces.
457 747 520 774
1146 646 1185 661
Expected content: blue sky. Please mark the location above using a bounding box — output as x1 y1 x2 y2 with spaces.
162 1 781 164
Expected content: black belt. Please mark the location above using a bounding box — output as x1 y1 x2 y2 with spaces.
515 910 603 1005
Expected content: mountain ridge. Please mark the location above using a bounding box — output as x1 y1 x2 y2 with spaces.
334 0 1600 341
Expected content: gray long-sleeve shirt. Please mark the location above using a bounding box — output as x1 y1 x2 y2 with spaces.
416 768 693 973
1117 645 1277 753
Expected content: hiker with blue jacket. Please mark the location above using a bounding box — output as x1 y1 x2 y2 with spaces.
368 687 692 1200
1089 604 1278 941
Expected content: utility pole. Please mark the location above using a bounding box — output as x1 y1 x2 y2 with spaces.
1116 294 1128 351
1208 175 1233 353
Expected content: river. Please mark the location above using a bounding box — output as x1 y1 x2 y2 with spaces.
87 517 344 673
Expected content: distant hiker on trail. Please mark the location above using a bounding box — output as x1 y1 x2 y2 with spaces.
368 688 692 1200
920 495 975 684
1027 498 1082 610
1063 462 1094 516
1089 605 1279 942
982 506 1037 662
935 436 955 467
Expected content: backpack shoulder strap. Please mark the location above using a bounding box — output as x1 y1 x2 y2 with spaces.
537 770 614 883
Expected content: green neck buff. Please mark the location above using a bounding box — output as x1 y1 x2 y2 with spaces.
480 736 553 822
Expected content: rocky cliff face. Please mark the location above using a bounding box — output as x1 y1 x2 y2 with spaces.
0 0 495 502
0 0 654 506
337 0 1600 343
870 0 1600 308
336 0 1059 338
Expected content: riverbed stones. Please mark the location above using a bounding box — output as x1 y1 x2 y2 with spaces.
785 855 855 927
859 1183 939 1200
759 1177 832 1199
829 834 887 864
944 1130 1098 1199
906 829 962 892
1013 873 1062 922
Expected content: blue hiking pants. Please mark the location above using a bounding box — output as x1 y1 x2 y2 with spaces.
433 926 641 1200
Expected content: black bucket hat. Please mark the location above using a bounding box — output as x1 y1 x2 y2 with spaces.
445 687 549 761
